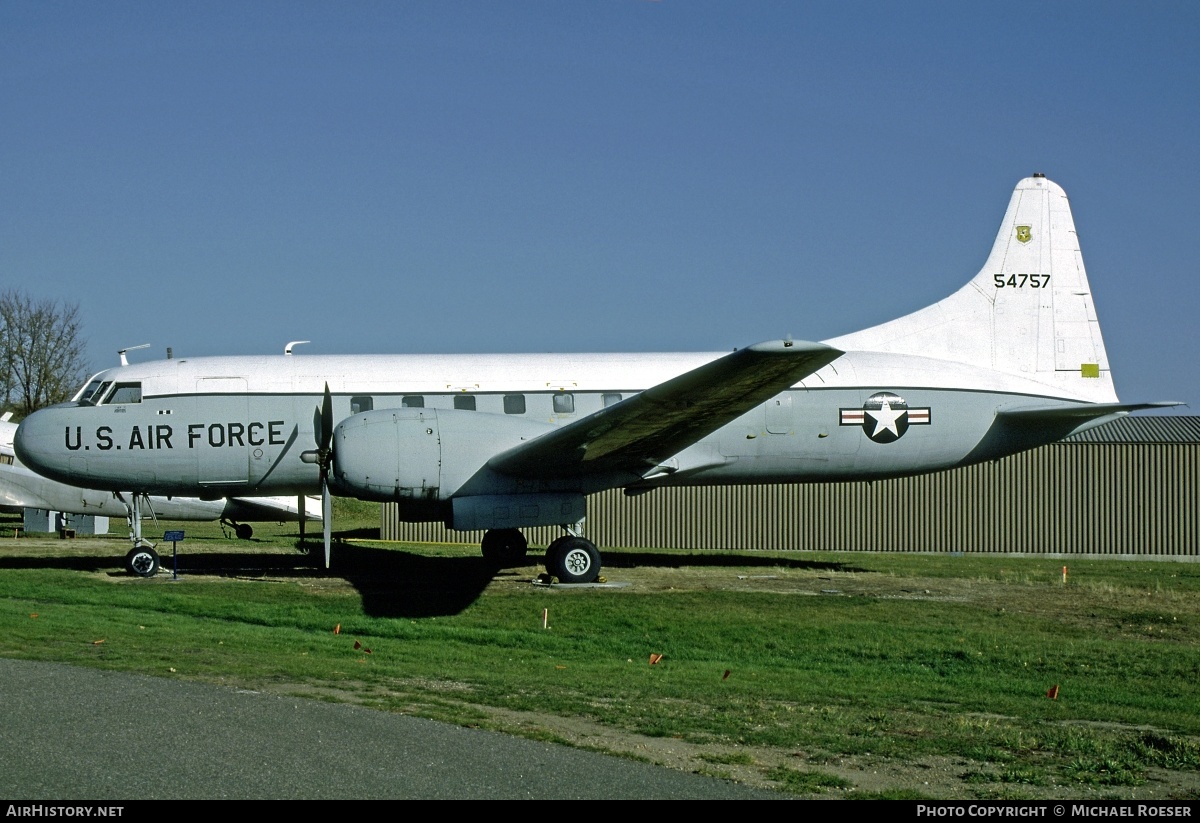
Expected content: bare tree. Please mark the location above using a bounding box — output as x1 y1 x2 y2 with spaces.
0 290 89 418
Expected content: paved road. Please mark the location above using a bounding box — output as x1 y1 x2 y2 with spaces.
0 658 781 800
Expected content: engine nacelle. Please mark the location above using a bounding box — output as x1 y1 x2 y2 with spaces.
330 407 556 503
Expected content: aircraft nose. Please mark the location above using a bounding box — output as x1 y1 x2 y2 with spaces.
13 408 57 472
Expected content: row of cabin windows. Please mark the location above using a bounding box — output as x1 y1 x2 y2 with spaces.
351 392 623 415
75 380 623 416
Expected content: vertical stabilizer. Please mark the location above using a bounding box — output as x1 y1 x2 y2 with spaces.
827 175 1118 403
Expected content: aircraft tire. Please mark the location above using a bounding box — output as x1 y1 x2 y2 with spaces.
236 523 253 540
481 528 529 566
125 546 160 578
545 536 601 584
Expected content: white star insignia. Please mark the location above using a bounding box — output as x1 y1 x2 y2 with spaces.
866 400 905 438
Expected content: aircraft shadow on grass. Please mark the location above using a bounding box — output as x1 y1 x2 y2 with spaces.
0 530 869 619
0 539 491 618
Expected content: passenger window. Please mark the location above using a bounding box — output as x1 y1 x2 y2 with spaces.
602 393 622 407
106 383 142 404
454 395 476 411
503 394 526 415
553 393 575 414
401 395 425 408
351 396 373 415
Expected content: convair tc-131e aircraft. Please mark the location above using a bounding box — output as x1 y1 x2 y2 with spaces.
14 176 1178 582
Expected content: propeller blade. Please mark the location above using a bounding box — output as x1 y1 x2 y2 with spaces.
320 383 334 453
322 480 331 569
303 383 334 569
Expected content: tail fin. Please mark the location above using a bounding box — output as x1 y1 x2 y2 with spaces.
828 175 1118 404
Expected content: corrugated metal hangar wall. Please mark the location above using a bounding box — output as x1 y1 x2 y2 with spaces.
382 417 1199 556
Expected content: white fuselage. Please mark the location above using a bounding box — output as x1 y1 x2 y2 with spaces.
12 348 1100 510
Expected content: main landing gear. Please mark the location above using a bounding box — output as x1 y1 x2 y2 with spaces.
221 519 254 540
480 526 602 584
480 528 528 566
544 536 601 584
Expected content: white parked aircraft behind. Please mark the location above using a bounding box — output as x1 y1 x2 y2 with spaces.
14 175 1180 581
0 417 320 575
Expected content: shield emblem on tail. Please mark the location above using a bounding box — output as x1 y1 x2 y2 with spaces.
1016 225 1032 244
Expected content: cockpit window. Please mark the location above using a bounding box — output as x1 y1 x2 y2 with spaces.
104 383 142 405
76 378 111 405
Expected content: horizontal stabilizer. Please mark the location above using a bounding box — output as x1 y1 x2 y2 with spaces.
489 339 842 479
996 401 1185 441
957 401 1187 463
998 401 1184 422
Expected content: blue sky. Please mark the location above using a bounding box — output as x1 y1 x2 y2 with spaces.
1 2 1196 409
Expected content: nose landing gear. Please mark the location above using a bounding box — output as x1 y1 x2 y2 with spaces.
125 544 160 578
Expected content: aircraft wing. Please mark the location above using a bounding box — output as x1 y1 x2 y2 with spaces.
222 496 323 523
0 471 55 510
488 339 842 480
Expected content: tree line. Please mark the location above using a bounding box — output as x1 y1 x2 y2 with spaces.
0 289 88 419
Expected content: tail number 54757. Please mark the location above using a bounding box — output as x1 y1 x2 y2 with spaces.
994 273 1050 289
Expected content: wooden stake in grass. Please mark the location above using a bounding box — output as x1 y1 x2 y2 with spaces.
1046 684 1060 700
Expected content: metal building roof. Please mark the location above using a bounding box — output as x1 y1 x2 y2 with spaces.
1060 414 1200 445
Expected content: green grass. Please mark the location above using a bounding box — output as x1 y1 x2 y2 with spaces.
1 511 1198 798
765 766 853 793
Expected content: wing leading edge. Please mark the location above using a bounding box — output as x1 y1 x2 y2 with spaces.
488 339 842 480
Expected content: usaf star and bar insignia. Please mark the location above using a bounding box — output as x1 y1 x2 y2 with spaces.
840 392 931 443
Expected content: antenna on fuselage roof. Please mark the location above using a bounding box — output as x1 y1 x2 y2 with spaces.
285 341 310 356
118 344 151 366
